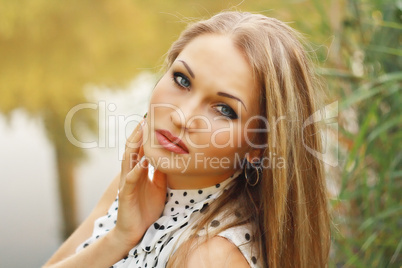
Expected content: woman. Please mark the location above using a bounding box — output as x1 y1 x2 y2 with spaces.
44 11 330 268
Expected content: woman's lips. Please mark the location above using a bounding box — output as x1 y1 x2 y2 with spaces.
155 129 189 154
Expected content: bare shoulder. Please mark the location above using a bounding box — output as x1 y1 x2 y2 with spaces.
187 236 250 268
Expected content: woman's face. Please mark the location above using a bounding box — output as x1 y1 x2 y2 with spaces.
142 34 262 189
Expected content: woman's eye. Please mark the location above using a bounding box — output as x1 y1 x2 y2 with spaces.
173 72 191 89
216 104 238 119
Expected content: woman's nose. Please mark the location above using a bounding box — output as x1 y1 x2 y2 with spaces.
170 107 187 129
170 101 207 131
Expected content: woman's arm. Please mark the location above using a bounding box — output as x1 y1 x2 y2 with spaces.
43 227 142 268
43 172 120 266
42 160 152 267
44 120 167 267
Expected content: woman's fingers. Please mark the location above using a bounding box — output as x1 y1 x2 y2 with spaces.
121 120 144 177
126 157 148 184
121 157 149 195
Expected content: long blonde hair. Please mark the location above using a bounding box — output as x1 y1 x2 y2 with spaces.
165 11 330 267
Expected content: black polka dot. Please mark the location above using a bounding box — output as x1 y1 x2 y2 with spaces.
245 233 251 241
171 207 174 212
99 223 103 228
210 220 220 227
251 256 257 264
83 243 89 248
183 192 187 196
175 201 179 204
207 194 212 199
114 220 116 224
96 235 99 239
145 246 151 251
154 223 160 229
159 225 165 230
216 184 220 188
173 217 177 221
200 203 209 213
198 190 203 194
190 199 194 203
145 263 147 267
170 193 173 197
167 225 172 229
185 205 189 209
180 222 188 229
115 207 118 210
167 237 174 244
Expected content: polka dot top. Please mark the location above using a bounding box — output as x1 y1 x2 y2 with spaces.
77 165 262 267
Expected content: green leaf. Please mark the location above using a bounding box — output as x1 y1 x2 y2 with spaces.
340 72 402 109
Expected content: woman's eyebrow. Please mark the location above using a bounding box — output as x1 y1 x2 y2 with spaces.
217 92 248 111
178 60 195 78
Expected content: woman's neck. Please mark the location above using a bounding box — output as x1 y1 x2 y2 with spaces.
166 169 239 189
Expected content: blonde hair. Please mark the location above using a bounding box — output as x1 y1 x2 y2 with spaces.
165 11 330 267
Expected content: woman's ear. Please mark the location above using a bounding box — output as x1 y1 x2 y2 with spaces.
246 148 264 164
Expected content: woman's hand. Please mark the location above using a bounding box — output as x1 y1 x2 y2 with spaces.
42 120 167 268
113 119 167 248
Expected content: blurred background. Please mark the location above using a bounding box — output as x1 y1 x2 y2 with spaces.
0 0 400 267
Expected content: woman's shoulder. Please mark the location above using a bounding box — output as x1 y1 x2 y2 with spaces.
185 222 262 268
186 235 251 268
192 212 262 268
216 223 261 267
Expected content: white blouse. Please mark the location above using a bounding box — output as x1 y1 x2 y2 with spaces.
77 165 262 267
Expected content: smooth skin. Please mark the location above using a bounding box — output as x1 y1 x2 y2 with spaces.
45 34 258 267
43 121 168 267
143 34 262 189
44 122 250 268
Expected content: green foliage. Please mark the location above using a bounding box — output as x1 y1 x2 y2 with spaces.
0 0 400 264
316 0 402 267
